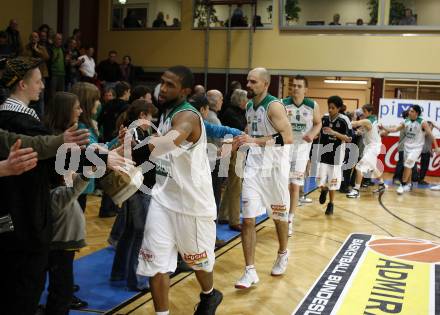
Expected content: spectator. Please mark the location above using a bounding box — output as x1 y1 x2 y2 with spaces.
230 5 248 27
253 15 264 27
65 38 81 90
0 31 13 59
329 13 341 25
99 81 131 143
418 121 434 185
206 89 223 126
399 8 417 25
152 12 167 28
172 18 181 27
129 85 152 103
102 87 116 104
78 46 96 83
124 11 142 28
356 18 364 25
120 55 138 85
49 33 66 98
218 88 247 231
38 31 50 51
70 28 82 50
189 84 206 101
220 80 242 120
97 50 122 90
23 31 50 117
5 19 22 56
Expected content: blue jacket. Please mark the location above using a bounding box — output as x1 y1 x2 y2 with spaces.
204 120 242 138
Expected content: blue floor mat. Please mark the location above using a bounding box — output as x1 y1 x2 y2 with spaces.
40 177 319 313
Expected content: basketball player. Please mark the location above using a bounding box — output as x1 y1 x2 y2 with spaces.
234 68 293 289
380 105 438 194
317 96 352 215
282 75 321 236
136 66 222 315
346 104 385 198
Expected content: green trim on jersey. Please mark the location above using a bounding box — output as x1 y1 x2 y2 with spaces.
405 117 423 125
246 94 279 111
166 101 199 121
367 115 377 124
281 96 315 109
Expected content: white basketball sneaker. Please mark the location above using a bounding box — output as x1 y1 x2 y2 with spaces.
271 250 290 276
396 185 404 195
235 267 259 289
403 184 412 192
431 184 440 191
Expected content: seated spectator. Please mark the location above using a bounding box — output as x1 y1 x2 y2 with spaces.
329 13 341 25
97 50 122 90
172 18 181 27
356 18 364 25
124 11 142 28
5 19 22 56
153 12 167 27
102 87 116 104
230 6 248 27
129 85 152 103
399 8 417 25
253 15 264 27
78 46 96 83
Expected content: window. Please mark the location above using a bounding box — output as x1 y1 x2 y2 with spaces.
387 0 440 27
384 80 440 101
280 0 379 29
193 0 273 29
111 0 182 30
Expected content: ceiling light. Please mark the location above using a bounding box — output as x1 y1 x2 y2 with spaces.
324 79 368 85
119 0 127 4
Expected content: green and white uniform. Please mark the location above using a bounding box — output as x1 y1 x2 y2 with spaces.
242 94 290 222
356 115 382 174
138 101 216 277
402 117 425 168
282 96 316 185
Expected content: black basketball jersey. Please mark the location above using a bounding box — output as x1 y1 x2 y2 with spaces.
318 113 352 165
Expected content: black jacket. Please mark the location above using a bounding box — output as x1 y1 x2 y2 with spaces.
98 98 129 143
97 59 122 82
220 106 246 131
0 111 52 252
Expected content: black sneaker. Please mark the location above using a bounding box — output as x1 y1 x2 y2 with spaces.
70 295 88 309
325 203 334 216
194 288 223 315
319 188 328 204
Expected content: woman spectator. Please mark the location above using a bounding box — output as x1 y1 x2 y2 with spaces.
71 82 118 211
120 55 139 85
43 91 89 312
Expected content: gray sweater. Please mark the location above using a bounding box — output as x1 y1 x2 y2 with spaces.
50 175 88 251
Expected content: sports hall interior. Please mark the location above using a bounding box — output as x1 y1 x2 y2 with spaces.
2 0 440 314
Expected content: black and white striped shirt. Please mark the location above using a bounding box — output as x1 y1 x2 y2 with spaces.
0 97 40 121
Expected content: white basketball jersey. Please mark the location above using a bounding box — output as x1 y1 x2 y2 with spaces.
282 97 316 144
403 117 425 151
152 101 216 218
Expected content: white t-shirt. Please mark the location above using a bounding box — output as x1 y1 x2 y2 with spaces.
79 55 96 78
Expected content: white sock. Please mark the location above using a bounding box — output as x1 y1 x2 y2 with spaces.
245 265 255 271
156 311 169 315
354 184 361 190
202 287 214 295
288 213 295 222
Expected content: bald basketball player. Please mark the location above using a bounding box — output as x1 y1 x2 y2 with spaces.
234 67 293 289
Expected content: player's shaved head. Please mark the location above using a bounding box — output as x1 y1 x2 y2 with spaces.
249 67 271 84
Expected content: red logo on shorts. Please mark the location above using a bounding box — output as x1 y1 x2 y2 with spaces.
183 251 208 266
271 204 287 211
139 248 155 262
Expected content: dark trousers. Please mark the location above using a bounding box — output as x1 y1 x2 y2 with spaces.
419 152 431 182
211 160 223 215
45 250 75 315
0 250 48 315
111 193 150 289
78 194 87 212
99 193 118 217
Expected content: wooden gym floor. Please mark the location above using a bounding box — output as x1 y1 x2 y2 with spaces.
80 174 440 314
